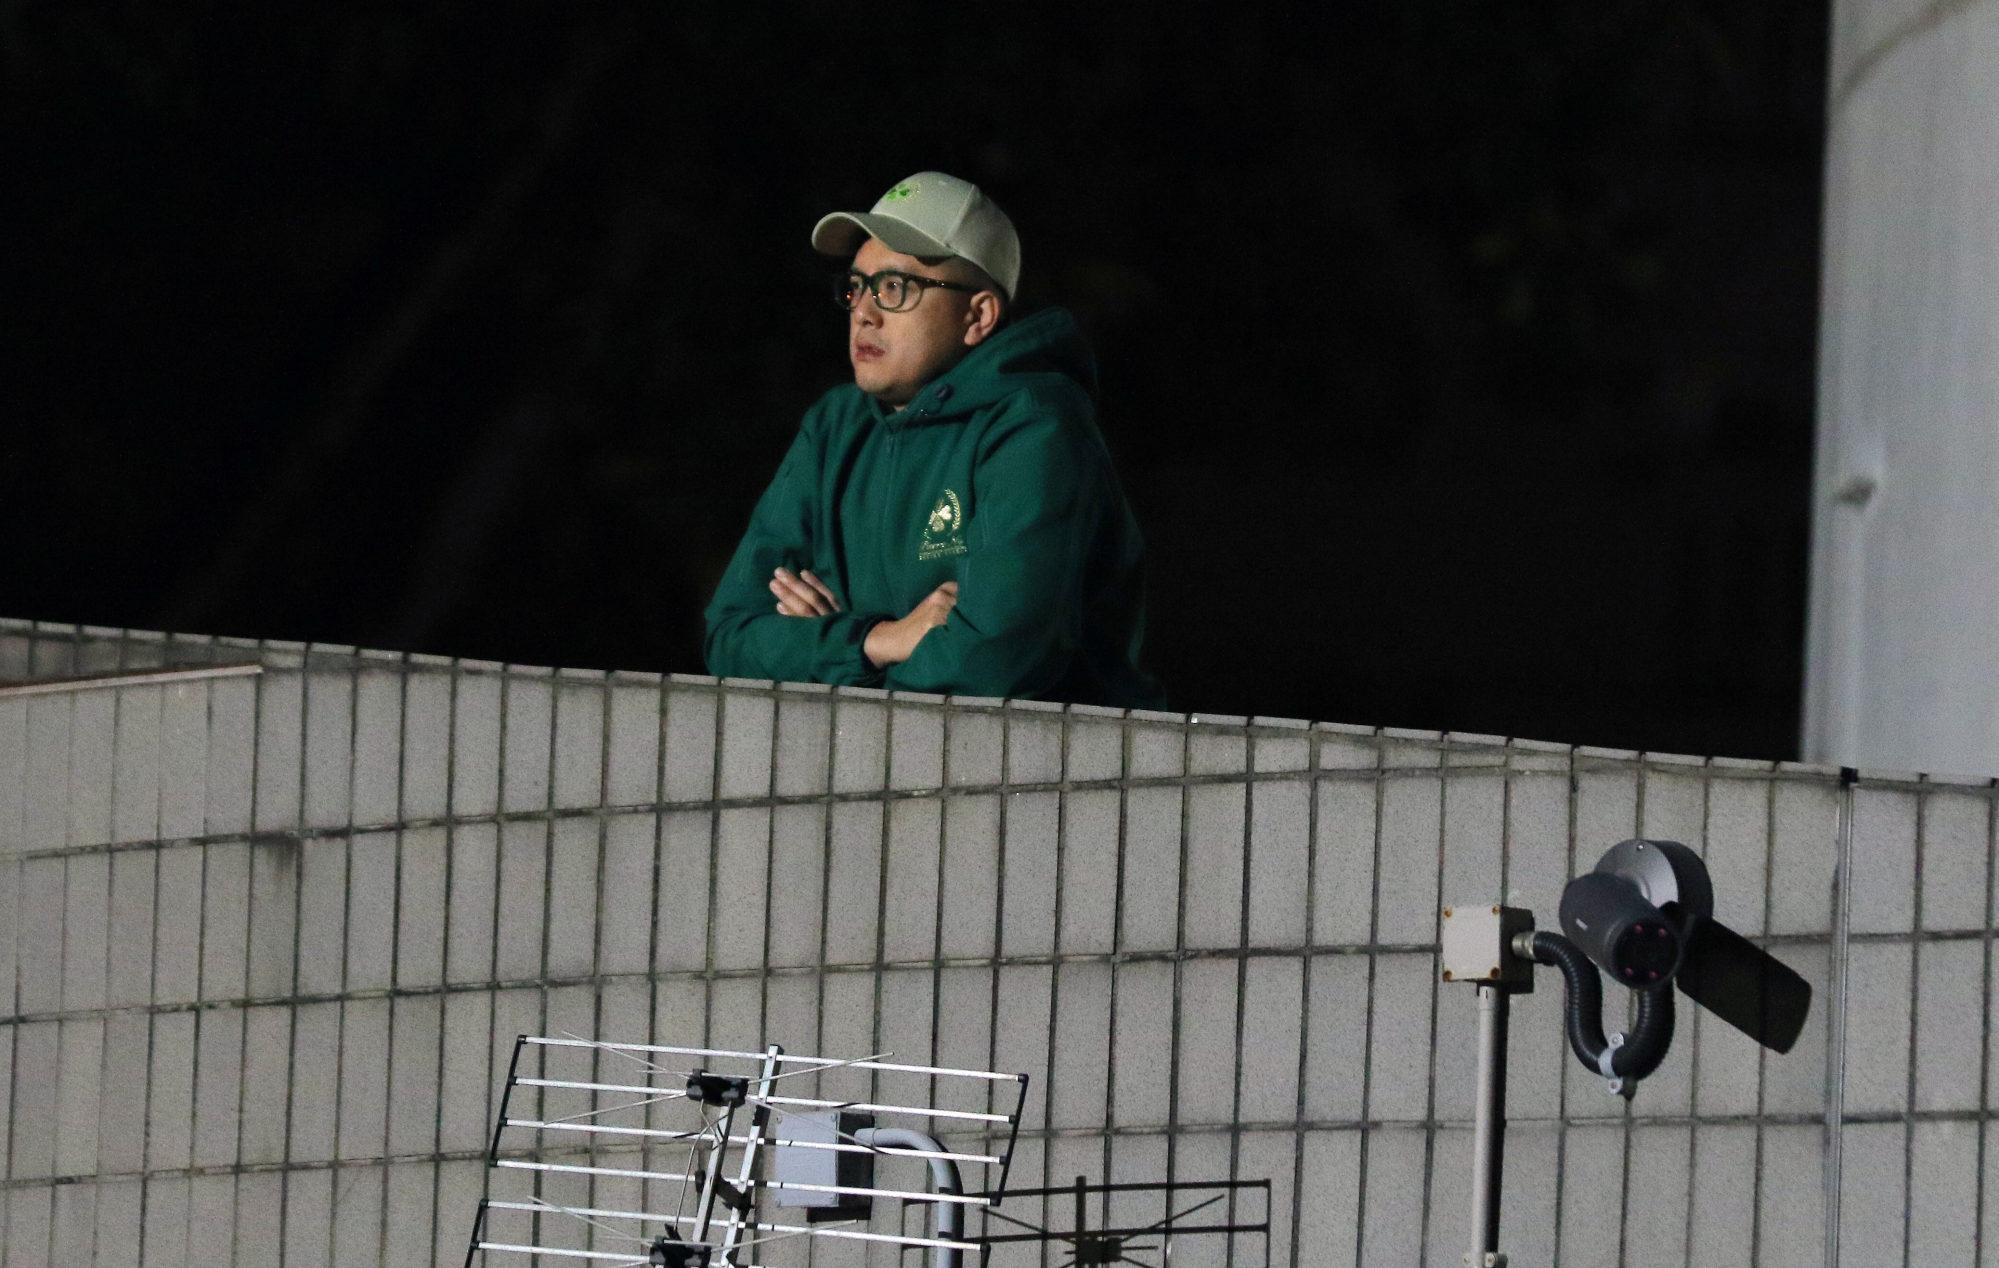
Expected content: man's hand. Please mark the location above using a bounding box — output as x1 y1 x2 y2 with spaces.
864 582 958 668
771 568 842 617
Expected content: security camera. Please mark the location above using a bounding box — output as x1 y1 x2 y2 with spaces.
1444 838 1813 1268
1517 839 1808 1089
1556 838 1709 987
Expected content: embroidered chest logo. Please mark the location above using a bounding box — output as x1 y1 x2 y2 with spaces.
918 488 969 560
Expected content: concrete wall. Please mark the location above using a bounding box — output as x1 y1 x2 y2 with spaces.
1807 0 1999 775
1 618 1994 1266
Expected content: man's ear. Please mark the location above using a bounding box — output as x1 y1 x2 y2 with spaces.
962 291 1004 348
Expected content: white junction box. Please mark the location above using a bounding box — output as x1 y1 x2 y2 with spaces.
775 1110 876 1216
1440 905 1536 987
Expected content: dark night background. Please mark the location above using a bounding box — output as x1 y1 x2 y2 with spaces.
3 5 1828 759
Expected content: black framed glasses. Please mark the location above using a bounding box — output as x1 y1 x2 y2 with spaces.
834 269 979 313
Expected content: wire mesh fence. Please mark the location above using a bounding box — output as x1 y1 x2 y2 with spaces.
0 618 1992 1266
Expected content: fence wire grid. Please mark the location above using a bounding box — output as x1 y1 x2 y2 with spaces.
1 619 1994 1266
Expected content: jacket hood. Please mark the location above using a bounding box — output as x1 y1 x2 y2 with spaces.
900 307 1096 421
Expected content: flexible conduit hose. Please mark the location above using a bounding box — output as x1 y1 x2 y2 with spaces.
853 1127 964 1268
1526 930 1675 1082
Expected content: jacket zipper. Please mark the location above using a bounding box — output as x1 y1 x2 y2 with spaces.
879 392 938 611
879 414 902 606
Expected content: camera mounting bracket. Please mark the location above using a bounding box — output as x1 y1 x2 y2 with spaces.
1439 837 1812 1267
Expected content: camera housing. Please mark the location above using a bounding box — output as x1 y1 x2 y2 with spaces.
1555 839 1712 986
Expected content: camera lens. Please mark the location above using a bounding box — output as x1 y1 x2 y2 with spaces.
1609 920 1679 983
1558 872 1686 986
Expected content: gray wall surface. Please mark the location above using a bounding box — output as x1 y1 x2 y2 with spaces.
1 618 1994 1266
1807 0 1999 775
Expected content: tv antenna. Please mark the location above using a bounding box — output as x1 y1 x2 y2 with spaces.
1441 838 1814 1267
464 1036 1029 1266
976 1175 1270 1268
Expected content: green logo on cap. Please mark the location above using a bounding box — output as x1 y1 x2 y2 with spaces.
883 181 919 202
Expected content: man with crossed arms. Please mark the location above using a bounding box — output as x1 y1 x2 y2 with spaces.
704 171 1162 708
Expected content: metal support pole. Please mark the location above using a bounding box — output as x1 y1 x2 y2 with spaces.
691 1099 741 1246
1466 983 1510 1268
717 1046 784 1265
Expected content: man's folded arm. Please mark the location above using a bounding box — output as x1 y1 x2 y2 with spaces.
702 427 885 686
706 602 884 685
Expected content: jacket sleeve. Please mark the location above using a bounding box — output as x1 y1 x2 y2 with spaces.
887 394 1103 699
702 414 886 686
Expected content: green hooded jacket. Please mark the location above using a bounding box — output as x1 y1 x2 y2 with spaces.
703 307 1165 707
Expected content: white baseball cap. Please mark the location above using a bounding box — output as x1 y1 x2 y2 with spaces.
811 171 1020 302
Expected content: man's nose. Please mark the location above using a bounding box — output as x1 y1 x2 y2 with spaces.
851 294 884 326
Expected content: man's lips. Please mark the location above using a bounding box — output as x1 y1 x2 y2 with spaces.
852 341 884 362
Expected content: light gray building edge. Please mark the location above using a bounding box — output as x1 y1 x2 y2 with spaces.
1807 0 1999 776
1 618 1993 1266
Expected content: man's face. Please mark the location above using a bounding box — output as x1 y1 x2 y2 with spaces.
847 237 982 408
